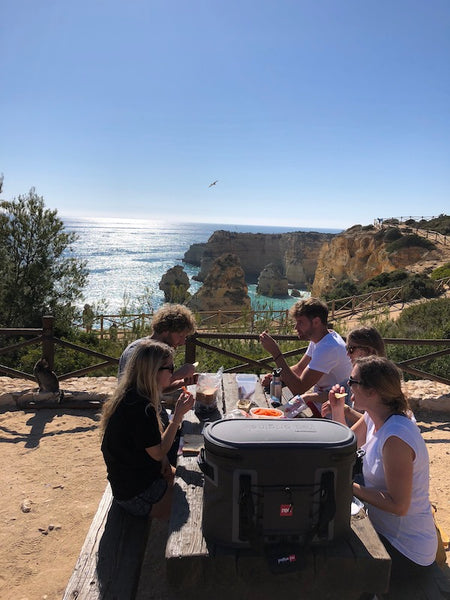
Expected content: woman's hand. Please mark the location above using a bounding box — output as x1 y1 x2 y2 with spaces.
329 384 347 407
173 390 195 425
327 384 347 424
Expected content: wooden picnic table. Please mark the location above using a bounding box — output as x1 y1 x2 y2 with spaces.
164 373 391 600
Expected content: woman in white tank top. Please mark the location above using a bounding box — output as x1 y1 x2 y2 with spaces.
329 356 443 599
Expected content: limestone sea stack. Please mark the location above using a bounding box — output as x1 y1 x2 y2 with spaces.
257 263 289 297
159 265 190 303
188 253 251 312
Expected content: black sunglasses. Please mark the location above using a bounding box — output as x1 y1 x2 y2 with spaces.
346 345 365 354
159 364 175 373
347 376 364 387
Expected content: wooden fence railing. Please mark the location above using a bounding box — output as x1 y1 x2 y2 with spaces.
1 317 449 386
184 332 450 386
79 276 450 338
374 218 449 245
0 316 119 382
80 309 292 338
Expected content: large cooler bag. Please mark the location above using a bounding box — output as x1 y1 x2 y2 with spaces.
199 418 357 549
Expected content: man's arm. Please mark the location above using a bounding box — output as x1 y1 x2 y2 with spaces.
278 362 325 396
259 331 320 394
290 353 311 378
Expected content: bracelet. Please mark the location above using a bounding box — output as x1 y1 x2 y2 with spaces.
273 353 282 361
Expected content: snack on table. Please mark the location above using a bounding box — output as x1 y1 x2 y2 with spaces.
195 386 218 407
237 398 252 412
250 407 283 419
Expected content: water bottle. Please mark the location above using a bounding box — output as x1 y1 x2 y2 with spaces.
269 368 283 407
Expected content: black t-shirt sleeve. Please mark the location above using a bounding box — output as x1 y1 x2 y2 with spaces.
129 403 161 449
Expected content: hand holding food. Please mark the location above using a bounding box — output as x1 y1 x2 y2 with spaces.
173 389 195 423
328 384 347 411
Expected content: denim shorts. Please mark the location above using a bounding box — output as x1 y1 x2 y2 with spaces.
115 478 168 517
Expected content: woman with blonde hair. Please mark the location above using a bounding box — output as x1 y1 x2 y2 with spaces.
329 356 441 598
101 340 194 519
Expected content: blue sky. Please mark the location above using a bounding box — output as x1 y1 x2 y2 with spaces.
1 0 449 229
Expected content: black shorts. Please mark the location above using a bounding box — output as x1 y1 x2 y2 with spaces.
115 478 168 517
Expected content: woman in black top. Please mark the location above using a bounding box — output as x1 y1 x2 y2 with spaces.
100 340 194 518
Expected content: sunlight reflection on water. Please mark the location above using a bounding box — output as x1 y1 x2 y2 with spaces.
64 217 328 313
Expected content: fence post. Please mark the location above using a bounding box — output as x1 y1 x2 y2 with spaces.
41 315 55 370
185 334 197 364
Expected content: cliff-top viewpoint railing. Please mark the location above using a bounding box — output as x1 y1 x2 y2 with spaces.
1 315 449 387
77 276 450 338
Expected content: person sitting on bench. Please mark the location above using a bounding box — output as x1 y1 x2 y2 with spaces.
100 340 194 519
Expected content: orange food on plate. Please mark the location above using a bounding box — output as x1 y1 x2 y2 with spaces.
250 407 283 418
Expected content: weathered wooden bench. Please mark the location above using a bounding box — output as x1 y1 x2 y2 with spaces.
63 484 151 600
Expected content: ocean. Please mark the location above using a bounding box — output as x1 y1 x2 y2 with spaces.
64 217 341 314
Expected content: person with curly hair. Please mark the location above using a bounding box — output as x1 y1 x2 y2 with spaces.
118 303 197 388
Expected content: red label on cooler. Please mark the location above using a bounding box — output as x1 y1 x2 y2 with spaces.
280 504 293 517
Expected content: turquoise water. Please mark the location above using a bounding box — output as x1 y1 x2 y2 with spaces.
64 217 339 313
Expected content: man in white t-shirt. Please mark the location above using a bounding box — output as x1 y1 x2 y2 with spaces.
260 297 352 411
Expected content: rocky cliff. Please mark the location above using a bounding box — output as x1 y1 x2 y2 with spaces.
311 225 443 296
257 263 289 297
183 230 334 287
188 253 251 312
159 265 190 303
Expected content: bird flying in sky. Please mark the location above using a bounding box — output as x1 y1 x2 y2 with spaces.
208 180 218 187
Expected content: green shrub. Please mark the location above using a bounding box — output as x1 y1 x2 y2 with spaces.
362 270 409 291
377 298 450 380
430 262 450 280
383 227 403 242
386 234 436 253
401 275 439 301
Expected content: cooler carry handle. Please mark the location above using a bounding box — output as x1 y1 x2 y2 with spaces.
317 471 336 538
197 448 215 482
238 474 255 542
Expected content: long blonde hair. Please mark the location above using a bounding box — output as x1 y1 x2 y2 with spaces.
100 339 174 437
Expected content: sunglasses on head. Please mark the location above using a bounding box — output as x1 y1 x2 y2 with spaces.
347 376 364 387
346 345 366 354
159 364 175 373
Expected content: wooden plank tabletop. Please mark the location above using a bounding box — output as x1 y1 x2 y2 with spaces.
163 373 391 599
